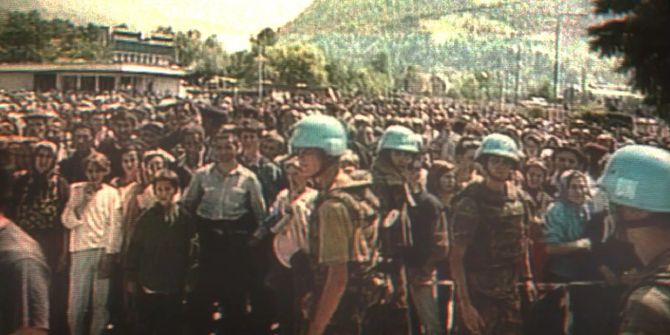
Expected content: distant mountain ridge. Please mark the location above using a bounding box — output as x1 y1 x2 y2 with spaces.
279 0 627 93
1 0 110 26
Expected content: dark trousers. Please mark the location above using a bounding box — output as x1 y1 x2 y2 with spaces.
135 291 184 335
267 255 305 335
29 229 69 335
188 216 274 335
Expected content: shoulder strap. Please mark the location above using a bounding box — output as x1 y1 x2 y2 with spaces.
322 188 378 226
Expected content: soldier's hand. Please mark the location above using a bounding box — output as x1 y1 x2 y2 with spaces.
524 280 538 303
459 301 485 334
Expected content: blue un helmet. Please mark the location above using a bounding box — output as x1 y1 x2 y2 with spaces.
598 145 670 213
475 133 522 166
376 125 422 154
289 114 348 157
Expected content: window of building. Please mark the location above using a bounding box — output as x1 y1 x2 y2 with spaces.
34 74 57 92
81 76 96 91
99 76 115 91
61 76 77 91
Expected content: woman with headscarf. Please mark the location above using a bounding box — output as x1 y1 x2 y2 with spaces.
543 169 595 282
9 140 70 333
539 170 616 334
10 140 70 270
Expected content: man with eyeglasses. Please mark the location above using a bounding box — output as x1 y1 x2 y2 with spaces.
598 145 670 335
450 133 536 335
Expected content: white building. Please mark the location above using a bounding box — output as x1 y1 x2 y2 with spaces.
107 25 177 66
0 63 187 96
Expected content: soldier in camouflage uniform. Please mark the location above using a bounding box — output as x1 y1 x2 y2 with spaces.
450 133 537 335
598 145 670 335
370 125 424 334
289 114 381 335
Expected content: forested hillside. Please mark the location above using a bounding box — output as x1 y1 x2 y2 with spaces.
281 0 626 97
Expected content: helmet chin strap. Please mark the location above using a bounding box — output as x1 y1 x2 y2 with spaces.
311 156 341 188
484 166 509 183
480 157 509 183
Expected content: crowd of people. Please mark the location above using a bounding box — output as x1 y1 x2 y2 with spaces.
1 88 670 335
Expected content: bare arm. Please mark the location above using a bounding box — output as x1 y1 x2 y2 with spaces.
449 242 485 334
307 263 348 335
449 243 472 306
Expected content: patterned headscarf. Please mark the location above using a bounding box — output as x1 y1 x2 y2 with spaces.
557 169 589 202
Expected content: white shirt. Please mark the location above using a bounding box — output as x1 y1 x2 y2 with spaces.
181 163 266 224
61 183 123 254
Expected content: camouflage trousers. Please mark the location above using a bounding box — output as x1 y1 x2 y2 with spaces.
302 267 386 335
468 295 522 335
458 268 523 335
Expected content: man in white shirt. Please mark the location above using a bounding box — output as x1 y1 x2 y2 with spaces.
181 124 267 334
62 152 122 335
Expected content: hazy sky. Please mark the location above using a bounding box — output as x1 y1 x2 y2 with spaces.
17 0 315 51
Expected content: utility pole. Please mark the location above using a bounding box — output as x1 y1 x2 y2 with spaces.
258 45 263 100
514 45 521 103
499 70 505 111
552 0 588 102
553 12 562 101
581 64 587 104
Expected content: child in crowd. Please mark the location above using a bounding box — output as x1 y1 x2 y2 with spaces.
125 169 197 335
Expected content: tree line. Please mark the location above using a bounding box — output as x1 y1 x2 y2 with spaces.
0 10 392 96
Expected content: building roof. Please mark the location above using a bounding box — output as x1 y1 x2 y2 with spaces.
0 63 188 77
112 40 175 55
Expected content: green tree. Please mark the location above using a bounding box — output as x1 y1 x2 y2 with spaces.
589 0 670 110
459 75 480 100
325 59 352 92
226 50 256 84
175 30 228 84
175 30 203 68
370 52 390 74
193 35 228 83
266 43 328 86
0 10 108 63
0 10 50 62
256 27 278 49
